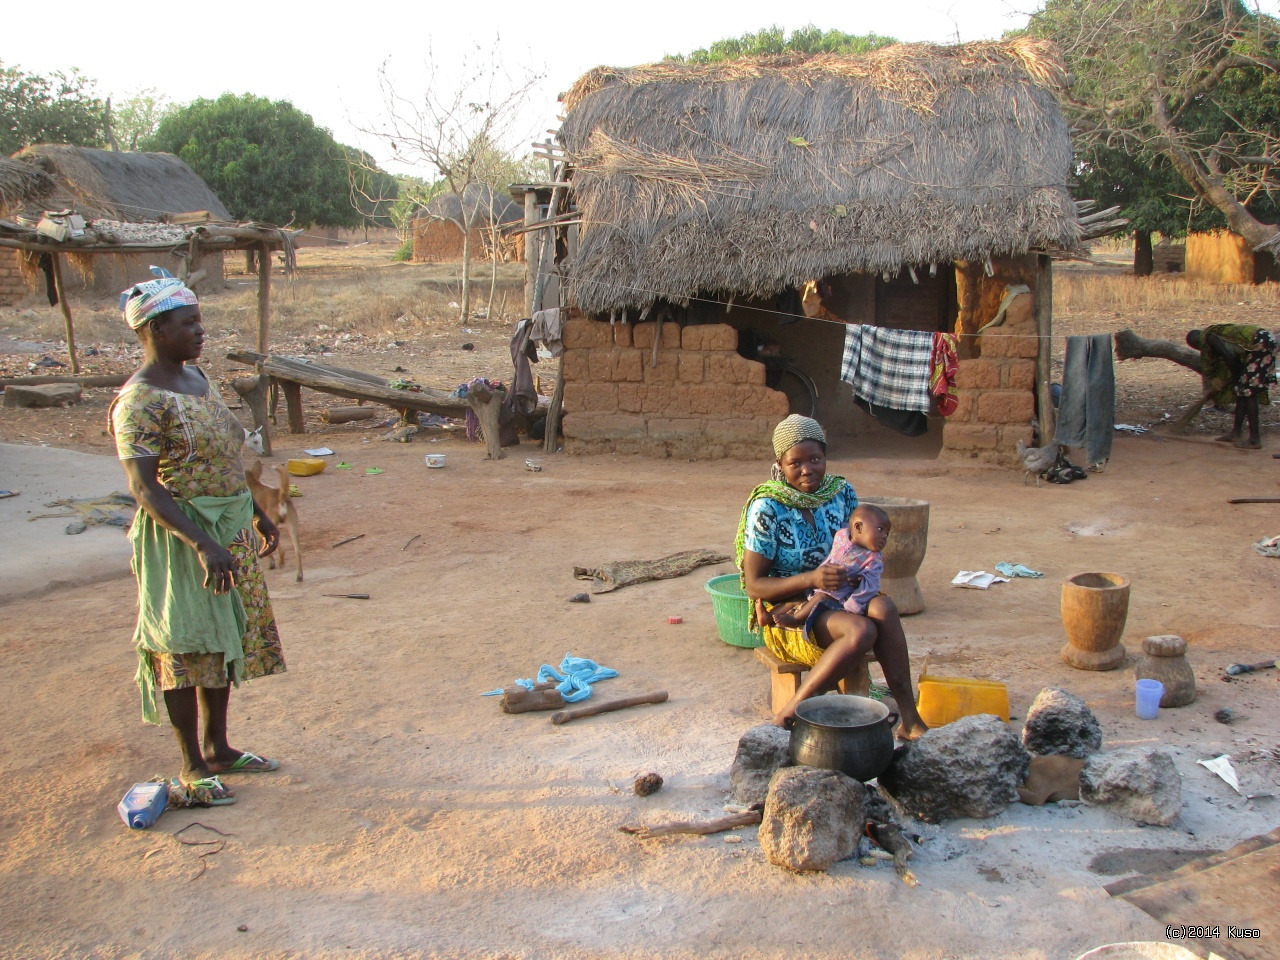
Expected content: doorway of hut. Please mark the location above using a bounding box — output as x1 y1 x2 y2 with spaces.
711 268 957 459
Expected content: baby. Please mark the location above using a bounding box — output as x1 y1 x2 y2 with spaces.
772 503 890 627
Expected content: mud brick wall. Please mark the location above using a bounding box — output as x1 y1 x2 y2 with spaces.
559 316 788 458
941 289 1038 466
0 253 31 304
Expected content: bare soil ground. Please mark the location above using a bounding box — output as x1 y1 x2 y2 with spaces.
0 244 1277 960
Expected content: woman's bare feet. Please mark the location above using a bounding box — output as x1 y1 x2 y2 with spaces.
1215 433 1240 443
896 720 929 742
1234 438 1262 449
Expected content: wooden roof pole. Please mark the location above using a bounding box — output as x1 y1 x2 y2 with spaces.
49 254 80 375
1035 254 1055 444
256 242 271 354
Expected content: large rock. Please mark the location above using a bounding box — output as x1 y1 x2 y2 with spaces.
758 766 865 872
1021 687 1103 758
1080 748 1182 826
2 382 82 408
729 723 791 807
878 714 1030 823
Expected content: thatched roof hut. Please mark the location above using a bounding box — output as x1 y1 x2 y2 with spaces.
418 183 522 230
0 156 55 219
560 39 1083 315
411 184 524 263
8 145 232 222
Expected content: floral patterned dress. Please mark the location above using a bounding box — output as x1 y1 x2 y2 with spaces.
110 375 285 691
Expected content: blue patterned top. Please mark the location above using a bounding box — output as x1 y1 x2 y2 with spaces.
742 481 859 578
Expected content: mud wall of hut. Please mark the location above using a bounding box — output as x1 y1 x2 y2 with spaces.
557 258 1041 463
1185 230 1280 284
0 253 29 304
411 220 523 264
559 314 788 457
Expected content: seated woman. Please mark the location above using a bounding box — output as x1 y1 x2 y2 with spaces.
735 415 929 737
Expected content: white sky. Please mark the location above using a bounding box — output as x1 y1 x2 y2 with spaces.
6 0 1280 176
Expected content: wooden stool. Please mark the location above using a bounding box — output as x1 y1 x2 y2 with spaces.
754 646 873 715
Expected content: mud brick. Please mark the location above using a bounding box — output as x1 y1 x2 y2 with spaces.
977 390 1035 424
647 417 705 440
681 326 706 350
738 356 766 386
561 350 588 382
641 382 679 414
1004 359 1037 390
981 326 1040 360
588 348 618 381
561 412 646 441
707 417 772 442
707 353 757 384
562 382 618 415
563 318 612 349
999 424 1035 455
701 324 739 351
950 388 978 422
632 321 681 350
679 384 722 416
944 422 1000 450
617 383 647 413
612 323 633 347
614 349 644 382
1004 292 1035 327
643 353 680 383
955 359 1001 390
678 351 706 383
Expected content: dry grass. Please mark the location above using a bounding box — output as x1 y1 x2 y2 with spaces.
1054 266 1280 316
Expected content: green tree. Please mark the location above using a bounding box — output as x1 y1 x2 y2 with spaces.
668 25 896 64
145 94 360 227
108 88 177 151
342 145 400 234
0 61 104 155
1028 0 1280 257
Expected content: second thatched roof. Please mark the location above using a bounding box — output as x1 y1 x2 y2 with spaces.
561 38 1083 315
9 145 232 222
417 183 522 230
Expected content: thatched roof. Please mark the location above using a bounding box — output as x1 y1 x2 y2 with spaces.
0 156 55 218
561 39 1084 315
416 183 522 230
8 145 231 222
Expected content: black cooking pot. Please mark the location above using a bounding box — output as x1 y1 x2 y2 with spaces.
788 695 899 782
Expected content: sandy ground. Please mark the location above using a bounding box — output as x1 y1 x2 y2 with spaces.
1 421 1278 960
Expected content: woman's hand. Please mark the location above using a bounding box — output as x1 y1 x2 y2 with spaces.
811 563 852 592
254 514 280 558
196 540 237 595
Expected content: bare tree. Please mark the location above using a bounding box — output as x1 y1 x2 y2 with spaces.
1032 0 1280 254
359 42 543 323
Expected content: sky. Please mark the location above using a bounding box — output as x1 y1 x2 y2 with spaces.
6 0 1280 176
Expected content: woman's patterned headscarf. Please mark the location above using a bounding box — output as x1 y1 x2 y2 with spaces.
119 266 198 329
771 415 826 460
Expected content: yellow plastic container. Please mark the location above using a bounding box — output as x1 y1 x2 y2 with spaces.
916 673 1010 727
286 457 326 477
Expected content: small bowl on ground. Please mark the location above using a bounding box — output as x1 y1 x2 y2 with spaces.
424 454 446 469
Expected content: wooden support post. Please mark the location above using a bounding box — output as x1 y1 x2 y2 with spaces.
231 373 272 455
543 354 565 453
49 254 79 375
256 241 271 354
1034 254 1055 445
465 383 506 460
524 190 538 316
281 381 305 433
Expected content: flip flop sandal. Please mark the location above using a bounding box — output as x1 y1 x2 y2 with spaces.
220 751 279 774
173 775 237 807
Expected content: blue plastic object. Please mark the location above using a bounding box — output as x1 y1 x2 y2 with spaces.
118 781 169 829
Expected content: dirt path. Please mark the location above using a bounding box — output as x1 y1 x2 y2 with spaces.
1 427 1277 959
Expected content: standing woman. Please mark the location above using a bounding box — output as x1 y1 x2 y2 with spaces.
736 415 928 736
110 269 286 803
1186 325 1278 449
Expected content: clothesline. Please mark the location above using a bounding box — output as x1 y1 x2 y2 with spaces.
566 275 1080 340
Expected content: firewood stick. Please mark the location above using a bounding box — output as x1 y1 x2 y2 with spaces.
550 691 669 725
501 682 565 713
622 809 762 839
1228 497 1280 504
869 821 919 887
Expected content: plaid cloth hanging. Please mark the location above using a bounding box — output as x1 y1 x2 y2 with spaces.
840 325 935 413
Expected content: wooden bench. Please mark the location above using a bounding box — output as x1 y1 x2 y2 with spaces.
754 645 873 715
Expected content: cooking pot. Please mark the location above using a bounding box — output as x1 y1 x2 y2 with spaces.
788 695 899 782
